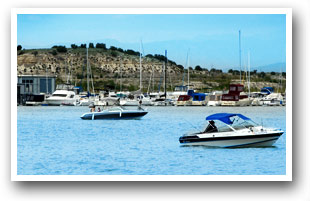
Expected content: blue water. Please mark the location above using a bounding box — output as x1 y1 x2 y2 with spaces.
17 106 286 175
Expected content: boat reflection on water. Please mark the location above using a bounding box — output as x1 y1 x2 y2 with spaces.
179 113 284 148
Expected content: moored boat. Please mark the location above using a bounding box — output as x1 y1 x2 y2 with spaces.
221 84 252 106
46 84 79 106
179 113 284 148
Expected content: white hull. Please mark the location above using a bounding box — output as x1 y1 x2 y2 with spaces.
251 98 263 106
221 98 252 106
120 99 153 106
79 98 94 106
176 100 192 106
176 100 207 106
46 99 78 106
46 89 78 106
181 135 281 148
207 101 221 106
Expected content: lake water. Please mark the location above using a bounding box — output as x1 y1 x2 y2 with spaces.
17 106 286 175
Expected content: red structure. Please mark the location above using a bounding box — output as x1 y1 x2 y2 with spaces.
221 84 248 101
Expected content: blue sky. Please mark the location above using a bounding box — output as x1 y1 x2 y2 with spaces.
17 14 286 71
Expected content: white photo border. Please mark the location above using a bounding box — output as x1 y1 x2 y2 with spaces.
11 7 292 181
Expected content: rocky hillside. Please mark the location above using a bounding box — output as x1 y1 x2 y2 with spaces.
17 47 286 92
17 48 190 91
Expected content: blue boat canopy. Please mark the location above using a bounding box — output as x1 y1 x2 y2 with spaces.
206 113 251 125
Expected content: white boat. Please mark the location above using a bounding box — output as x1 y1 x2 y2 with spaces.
120 94 153 106
262 93 284 106
80 106 148 120
250 92 265 106
207 91 222 106
179 113 284 148
95 91 120 106
46 84 79 106
79 97 94 106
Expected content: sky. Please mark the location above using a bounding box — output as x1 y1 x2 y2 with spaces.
17 14 286 71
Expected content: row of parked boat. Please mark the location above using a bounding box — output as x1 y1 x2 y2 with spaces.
37 83 285 107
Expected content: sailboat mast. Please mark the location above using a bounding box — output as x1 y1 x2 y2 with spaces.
87 47 90 93
139 42 142 91
120 61 122 92
239 30 242 84
248 51 251 97
187 50 190 89
164 50 167 100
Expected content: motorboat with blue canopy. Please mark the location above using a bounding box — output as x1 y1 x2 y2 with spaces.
179 113 284 148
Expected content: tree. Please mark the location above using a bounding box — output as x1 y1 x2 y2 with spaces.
145 54 154 58
251 70 257 75
110 46 117 51
80 44 87 48
17 45 22 51
56 46 67 53
228 69 234 74
71 44 78 49
177 64 184 70
210 68 217 73
195 65 202 71
270 71 276 75
125 49 140 56
259 71 266 78
89 43 94 48
95 43 107 49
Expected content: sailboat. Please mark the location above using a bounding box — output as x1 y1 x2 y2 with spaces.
79 47 97 106
120 41 152 106
221 31 252 106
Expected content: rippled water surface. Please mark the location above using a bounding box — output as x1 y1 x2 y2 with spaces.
17 106 286 175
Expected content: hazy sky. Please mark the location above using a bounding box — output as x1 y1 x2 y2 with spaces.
17 14 286 71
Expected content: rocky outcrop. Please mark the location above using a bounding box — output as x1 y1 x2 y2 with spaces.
17 49 183 81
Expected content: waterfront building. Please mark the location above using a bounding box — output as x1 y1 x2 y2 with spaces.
17 75 56 105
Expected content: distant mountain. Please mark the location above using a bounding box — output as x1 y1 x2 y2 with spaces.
255 62 286 72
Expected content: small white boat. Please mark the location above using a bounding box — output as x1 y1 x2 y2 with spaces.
262 93 284 106
120 94 152 106
80 106 148 120
179 113 284 148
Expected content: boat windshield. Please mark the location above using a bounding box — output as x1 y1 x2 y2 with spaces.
203 120 234 133
230 117 258 130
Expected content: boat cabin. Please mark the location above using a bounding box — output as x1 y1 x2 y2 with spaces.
177 95 191 101
221 84 248 101
187 89 206 101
